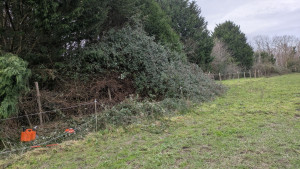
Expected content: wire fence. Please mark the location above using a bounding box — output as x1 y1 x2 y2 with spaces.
0 101 98 156
0 100 159 157
0 115 96 155
205 69 268 81
0 102 94 122
0 69 278 157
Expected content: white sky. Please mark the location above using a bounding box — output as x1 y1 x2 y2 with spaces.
196 0 300 40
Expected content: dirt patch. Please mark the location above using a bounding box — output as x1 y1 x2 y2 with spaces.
240 149 254 154
199 145 212 153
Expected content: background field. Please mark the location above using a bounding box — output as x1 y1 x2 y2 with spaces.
1 74 300 168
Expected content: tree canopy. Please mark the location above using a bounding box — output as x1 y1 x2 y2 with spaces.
0 0 225 118
213 21 254 69
156 0 213 70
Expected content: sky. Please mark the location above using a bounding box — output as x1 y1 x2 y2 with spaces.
196 0 300 41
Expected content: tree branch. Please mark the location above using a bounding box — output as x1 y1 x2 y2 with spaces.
5 1 16 31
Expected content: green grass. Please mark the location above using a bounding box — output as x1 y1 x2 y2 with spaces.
1 74 300 168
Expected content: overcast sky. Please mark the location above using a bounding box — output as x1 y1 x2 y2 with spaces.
196 0 300 41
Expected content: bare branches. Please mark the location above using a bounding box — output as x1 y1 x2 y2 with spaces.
4 1 15 31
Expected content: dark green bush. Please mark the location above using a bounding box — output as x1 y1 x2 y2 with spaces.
0 53 31 118
68 25 224 101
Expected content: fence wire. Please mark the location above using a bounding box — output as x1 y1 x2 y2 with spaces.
0 102 94 121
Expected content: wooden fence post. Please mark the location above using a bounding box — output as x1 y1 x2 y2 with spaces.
94 99 97 132
254 69 257 78
244 72 246 79
219 73 222 81
34 82 43 125
249 70 252 78
108 88 112 101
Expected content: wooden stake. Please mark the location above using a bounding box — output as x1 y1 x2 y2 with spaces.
219 73 222 81
237 72 239 79
108 88 112 101
249 70 252 78
34 82 43 125
1 139 8 149
94 99 97 132
244 72 246 79
24 111 32 128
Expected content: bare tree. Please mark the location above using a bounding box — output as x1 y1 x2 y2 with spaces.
210 39 241 74
252 35 299 68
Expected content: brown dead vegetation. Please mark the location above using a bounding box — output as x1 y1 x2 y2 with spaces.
0 73 135 149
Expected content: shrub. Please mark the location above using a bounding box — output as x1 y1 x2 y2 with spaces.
210 39 242 74
0 53 31 118
101 97 193 126
68 24 224 101
252 63 290 75
287 57 300 72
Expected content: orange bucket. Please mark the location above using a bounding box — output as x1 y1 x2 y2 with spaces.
21 129 36 142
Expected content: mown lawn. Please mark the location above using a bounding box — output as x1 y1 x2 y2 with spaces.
1 73 300 168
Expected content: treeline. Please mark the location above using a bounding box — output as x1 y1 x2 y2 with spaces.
0 0 215 68
2 0 298 119
252 35 300 73
1 0 226 118
210 25 300 75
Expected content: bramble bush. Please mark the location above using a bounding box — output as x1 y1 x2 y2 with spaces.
69 25 224 100
0 53 31 118
68 24 224 101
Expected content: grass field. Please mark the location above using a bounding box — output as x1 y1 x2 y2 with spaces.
1 73 300 168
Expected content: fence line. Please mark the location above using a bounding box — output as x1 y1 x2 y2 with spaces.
0 115 96 155
205 69 267 81
0 102 94 122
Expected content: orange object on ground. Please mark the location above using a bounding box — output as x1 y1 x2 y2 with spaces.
31 144 59 148
65 128 75 134
21 129 36 142
46 144 58 147
31 145 41 148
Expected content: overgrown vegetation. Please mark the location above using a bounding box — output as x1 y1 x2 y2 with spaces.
0 0 221 121
66 24 223 101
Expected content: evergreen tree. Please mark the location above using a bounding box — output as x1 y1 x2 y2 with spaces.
0 53 31 118
0 0 110 67
156 0 213 70
213 21 254 69
138 0 183 52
